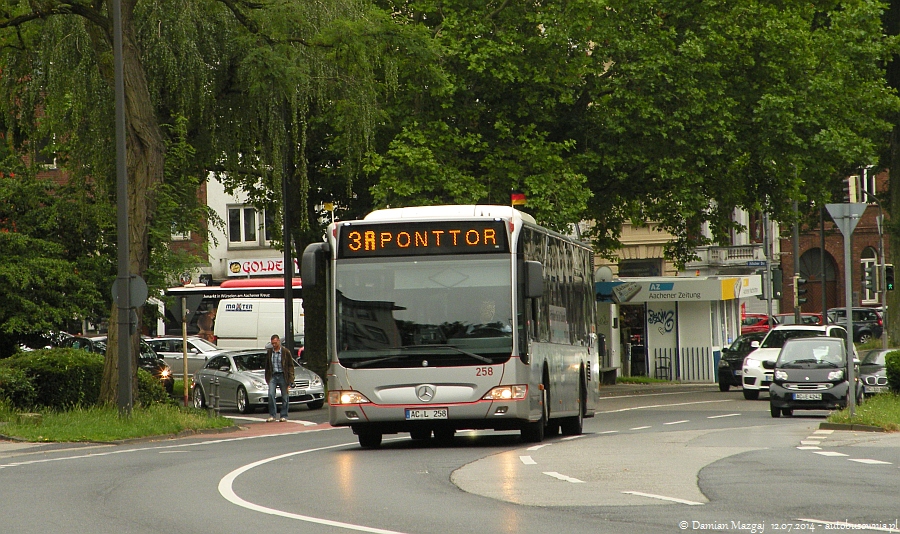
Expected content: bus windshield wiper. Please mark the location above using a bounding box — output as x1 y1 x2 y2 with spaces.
423 345 492 363
350 353 414 369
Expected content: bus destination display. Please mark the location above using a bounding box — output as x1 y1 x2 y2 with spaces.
338 221 509 258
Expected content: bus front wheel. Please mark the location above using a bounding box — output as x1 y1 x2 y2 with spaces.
357 429 382 449
521 387 547 443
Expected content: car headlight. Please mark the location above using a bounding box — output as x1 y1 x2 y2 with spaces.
717 359 729 368
828 370 844 381
482 385 527 400
328 390 371 405
249 378 266 389
744 358 761 369
774 370 788 381
159 369 171 379
311 375 323 387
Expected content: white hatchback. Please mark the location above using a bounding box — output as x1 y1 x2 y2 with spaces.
741 324 851 400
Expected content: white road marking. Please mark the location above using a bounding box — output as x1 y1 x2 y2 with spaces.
799 518 899 532
597 430 619 435
812 429 834 435
848 459 892 465
227 416 318 426
622 491 703 506
599 399 734 414
561 435 585 441
520 456 537 465
664 420 689 425
526 444 549 451
813 451 848 457
796 446 821 450
800 440 822 445
219 440 410 534
707 413 740 419
543 471 585 483
630 426 651 431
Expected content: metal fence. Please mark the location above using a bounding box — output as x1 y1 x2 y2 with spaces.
653 346 715 382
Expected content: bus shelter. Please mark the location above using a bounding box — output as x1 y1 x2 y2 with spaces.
595 276 762 383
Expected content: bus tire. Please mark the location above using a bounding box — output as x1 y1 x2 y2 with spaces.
358 429 382 449
433 428 454 444
560 380 584 436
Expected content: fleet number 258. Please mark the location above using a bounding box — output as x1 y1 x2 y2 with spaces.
476 367 494 376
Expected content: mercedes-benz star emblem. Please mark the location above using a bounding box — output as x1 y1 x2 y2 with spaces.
416 385 435 402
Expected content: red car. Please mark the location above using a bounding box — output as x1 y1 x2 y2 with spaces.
740 313 772 335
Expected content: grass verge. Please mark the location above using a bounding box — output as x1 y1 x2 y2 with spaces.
615 376 673 385
826 392 900 431
0 401 234 442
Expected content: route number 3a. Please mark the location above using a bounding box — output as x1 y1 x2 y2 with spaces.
476 367 494 376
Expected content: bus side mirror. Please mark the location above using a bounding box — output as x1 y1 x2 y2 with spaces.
525 261 543 299
301 241 330 288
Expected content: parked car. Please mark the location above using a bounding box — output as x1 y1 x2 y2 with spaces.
144 336 229 379
740 313 772 335
858 348 897 396
769 337 862 417
191 349 325 414
60 335 174 394
741 324 851 400
826 307 883 343
717 332 767 391
774 313 825 326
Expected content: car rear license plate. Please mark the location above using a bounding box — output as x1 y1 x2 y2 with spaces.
794 393 822 400
734 370 742 376
405 408 448 420
865 386 887 394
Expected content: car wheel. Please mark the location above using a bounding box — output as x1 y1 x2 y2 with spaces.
770 404 781 418
857 332 872 344
782 408 793 416
307 400 325 410
192 385 205 409
743 389 760 401
236 386 253 414
718 381 730 392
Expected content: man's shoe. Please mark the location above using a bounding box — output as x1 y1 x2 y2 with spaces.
266 417 275 422
280 417 288 422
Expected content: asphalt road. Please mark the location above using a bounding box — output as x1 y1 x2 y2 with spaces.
2 385 898 534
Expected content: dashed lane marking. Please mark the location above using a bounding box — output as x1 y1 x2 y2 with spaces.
664 420 689 425
520 456 537 465
813 451 849 457
630 426 651 430
707 413 741 419
561 435 585 441
622 491 703 506
848 458 892 465
543 471 585 483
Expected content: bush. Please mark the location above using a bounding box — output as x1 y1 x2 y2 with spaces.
0 348 103 408
136 368 171 407
886 350 900 394
0 365 37 409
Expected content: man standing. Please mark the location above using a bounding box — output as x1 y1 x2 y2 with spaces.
265 334 295 422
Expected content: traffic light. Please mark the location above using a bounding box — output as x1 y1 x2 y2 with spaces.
843 175 858 203
885 264 895 291
793 274 808 307
862 263 877 292
772 268 783 299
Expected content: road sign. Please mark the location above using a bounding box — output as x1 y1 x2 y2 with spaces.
746 260 766 267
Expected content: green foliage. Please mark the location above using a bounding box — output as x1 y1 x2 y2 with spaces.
826 392 900 431
886 350 900 393
136 367 172 407
0 364 37 409
0 349 104 409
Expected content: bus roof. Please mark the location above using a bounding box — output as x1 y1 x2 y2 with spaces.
364 205 537 225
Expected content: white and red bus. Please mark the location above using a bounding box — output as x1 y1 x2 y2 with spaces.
302 205 599 448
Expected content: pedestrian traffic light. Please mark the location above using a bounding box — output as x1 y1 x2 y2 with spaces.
886 264 895 291
862 263 877 292
793 274 808 306
843 175 858 203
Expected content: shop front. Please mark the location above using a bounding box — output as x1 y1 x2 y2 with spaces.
596 276 762 383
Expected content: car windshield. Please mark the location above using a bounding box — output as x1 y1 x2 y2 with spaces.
191 338 220 351
334 254 513 367
233 353 266 371
760 329 824 349
860 350 888 366
778 340 846 368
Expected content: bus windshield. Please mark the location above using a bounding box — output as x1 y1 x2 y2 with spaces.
335 254 513 368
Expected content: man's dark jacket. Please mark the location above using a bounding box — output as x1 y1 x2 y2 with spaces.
265 346 295 384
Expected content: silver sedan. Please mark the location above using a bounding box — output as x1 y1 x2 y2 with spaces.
191 349 325 414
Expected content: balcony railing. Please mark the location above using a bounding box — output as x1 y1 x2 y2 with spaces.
686 244 765 268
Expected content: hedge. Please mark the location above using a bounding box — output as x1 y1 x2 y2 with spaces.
886 350 900 394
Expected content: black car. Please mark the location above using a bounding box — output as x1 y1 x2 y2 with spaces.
858 348 897 396
60 335 174 394
826 307 883 343
769 337 861 417
717 332 766 391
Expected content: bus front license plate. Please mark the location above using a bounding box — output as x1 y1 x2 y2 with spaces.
405 408 448 420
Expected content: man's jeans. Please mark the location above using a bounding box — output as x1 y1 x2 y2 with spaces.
268 372 290 419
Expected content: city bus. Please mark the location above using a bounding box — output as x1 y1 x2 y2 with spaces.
302 205 600 448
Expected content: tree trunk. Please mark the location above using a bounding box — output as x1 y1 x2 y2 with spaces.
99 0 166 405
885 1 900 347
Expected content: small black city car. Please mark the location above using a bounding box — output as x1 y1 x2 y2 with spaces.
717 332 766 391
769 337 860 417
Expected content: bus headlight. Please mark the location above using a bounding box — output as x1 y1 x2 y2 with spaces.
328 390 371 405
482 385 527 400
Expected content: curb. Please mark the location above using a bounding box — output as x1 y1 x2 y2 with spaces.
818 422 885 432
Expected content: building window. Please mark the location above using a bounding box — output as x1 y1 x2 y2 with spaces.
228 205 271 247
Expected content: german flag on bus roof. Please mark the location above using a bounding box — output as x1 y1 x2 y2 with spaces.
510 191 526 206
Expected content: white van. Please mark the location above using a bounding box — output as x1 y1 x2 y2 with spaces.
213 298 304 350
